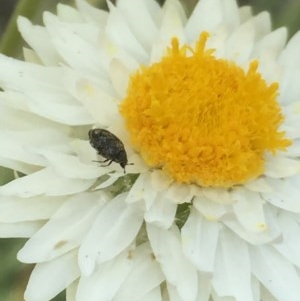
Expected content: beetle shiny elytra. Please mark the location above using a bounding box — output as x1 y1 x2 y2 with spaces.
88 128 132 173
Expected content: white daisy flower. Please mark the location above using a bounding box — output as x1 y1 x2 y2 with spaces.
1 0 300 301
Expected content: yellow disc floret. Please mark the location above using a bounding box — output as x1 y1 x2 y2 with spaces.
120 32 291 187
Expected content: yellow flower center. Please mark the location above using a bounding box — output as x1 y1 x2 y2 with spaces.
120 32 291 187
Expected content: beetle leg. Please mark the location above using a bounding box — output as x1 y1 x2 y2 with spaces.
92 159 109 163
100 160 113 167
99 159 110 163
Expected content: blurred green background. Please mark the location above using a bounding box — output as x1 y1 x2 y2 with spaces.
0 0 300 300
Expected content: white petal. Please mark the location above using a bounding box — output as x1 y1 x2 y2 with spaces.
71 138 98 162
244 177 273 192
147 224 198 301
23 44 44 64
264 156 300 178
279 67 300 105
0 157 35 175
252 11 272 40
252 27 287 59
76 250 132 301
181 208 219 272
281 103 300 139
144 193 177 229
66 280 78 301
151 170 173 192
68 75 118 125
125 172 154 204
164 182 194 204
0 91 34 119
78 194 144 275
0 167 94 197
117 0 159 50
224 205 281 245
0 95 66 139
250 245 300 301
1 89 33 115
239 6 252 23
278 31 300 68
204 26 229 59
41 150 105 179
283 138 300 157
163 0 186 26
219 0 240 32
17 193 104 263
18 17 60 66
201 187 233 204
166 283 185 301
0 56 92 125
76 0 108 26
0 54 62 92
0 195 66 223
32 98 92 125
260 286 279 301
212 229 253 301
280 124 300 140
56 3 83 22
262 176 300 212
193 195 227 221
252 28 287 83
185 0 223 43
156 0 186 46
109 58 131 98
97 31 140 72
114 243 164 301
232 189 267 232
0 128 70 154
43 12 106 77
150 0 186 63
93 174 120 190
135 286 162 301
24 250 80 301
106 2 148 63
0 130 46 166
224 17 254 65
274 212 300 268
197 273 212 301
0 221 43 238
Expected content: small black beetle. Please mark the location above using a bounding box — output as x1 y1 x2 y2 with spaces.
88 128 132 173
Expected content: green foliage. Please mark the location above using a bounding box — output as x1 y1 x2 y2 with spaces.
0 239 30 301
